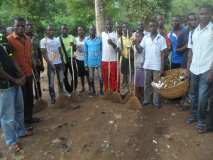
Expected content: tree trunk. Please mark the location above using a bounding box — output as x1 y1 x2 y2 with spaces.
95 0 105 36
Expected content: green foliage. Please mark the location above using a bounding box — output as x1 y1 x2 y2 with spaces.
0 0 212 35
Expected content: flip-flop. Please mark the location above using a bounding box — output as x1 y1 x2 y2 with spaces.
9 144 22 153
19 130 33 139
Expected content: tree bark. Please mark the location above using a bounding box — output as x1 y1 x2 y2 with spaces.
95 0 105 36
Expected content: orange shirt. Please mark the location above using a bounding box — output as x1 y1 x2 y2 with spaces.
7 32 32 76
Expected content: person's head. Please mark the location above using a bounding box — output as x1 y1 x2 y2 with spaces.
25 20 33 35
172 16 181 30
137 20 144 32
135 31 142 43
187 13 198 29
149 20 158 34
122 23 129 36
199 6 212 26
116 23 122 37
156 15 165 28
77 26 84 37
105 18 113 32
46 25 54 38
61 24 69 37
89 26 96 38
13 16 26 36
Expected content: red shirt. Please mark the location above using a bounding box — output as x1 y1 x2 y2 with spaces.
7 32 32 76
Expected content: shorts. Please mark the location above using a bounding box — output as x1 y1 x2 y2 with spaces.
135 68 144 87
76 59 89 77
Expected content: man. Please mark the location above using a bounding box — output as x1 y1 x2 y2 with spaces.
58 24 77 93
167 16 188 69
40 25 68 104
0 26 31 152
117 23 132 97
84 26 103 96
101 19 118 93
7 17 38 126
136 20 149 37
185 6 213 133
25 21 44 100
141 20 167 108
74 26 90 92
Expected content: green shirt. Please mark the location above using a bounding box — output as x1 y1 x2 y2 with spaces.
59 35 75 63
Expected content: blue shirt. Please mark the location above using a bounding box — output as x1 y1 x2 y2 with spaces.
168 27 188 64
84 36 102 67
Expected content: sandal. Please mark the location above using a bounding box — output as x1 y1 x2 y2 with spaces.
9 144 22 153
20 130 33 138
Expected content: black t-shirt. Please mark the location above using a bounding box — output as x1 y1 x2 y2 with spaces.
0 43 20 89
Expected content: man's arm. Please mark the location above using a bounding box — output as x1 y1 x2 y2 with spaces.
84 41 88 68
108 39 117 51
160 49 166 75
176 44 187 52
58 47 65 65
0 63 25 85
184 49 192 79
208 61 213 83
40 48 50 65
135 43 143 53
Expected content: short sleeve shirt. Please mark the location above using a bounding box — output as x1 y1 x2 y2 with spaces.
189 22 213 75
7 33 32 76
58 35 75 62
167 27 188 64
40 37 62 65
75 37 85 61
117 36 131 59
140 34 167 71
101 32 118 62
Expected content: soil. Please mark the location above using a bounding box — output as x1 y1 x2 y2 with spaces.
0 73 213 160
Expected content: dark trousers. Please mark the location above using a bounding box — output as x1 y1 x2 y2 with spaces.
64 58 78 93
33 67 42 99
22 75 34 123
207 83 213 131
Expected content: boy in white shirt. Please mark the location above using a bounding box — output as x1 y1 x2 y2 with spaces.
140 20 167 107
101 19 118 94
40 25 68 104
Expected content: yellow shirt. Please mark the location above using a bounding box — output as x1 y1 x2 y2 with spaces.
118 36 132 59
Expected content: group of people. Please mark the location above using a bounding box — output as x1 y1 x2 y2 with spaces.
0 5 212 152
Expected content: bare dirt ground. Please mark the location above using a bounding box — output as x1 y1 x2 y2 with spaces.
0 73 213 160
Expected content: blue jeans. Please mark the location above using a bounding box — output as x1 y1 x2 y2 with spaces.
190 71 209 126
0 86 27 145
47 63 66 99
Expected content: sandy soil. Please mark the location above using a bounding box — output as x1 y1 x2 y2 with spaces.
0 72 213 160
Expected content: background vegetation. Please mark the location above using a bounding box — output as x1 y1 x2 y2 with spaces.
0 0 212 35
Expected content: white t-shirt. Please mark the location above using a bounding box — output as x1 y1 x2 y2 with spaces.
74 37 85 61
188 22 213 75
140 34 167 71
40 37 62 65
101 31 118 62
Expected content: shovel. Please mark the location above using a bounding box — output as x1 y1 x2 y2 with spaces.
111 49 123 103
70 56 80 102
32 71 48 113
